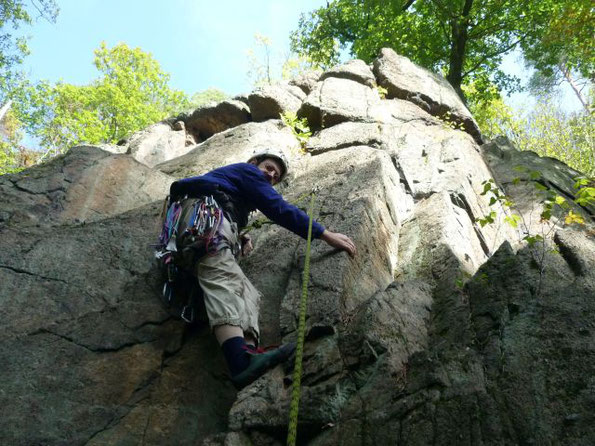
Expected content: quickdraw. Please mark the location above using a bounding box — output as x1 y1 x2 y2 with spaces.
158 200 183 250
154 195 226 324
156 195 224 257
186 195 224 255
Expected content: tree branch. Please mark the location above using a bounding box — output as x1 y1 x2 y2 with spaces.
402 0 416 11
324 1 357 41
462 37 525 79
30 0 57 23
468 18 518 40
558 62 591 112
462 0 473 17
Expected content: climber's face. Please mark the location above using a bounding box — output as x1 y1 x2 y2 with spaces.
257 158 283 185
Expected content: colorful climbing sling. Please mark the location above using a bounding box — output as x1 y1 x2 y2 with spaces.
154 194 226 323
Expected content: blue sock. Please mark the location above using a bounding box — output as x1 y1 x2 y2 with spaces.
221 336 251 377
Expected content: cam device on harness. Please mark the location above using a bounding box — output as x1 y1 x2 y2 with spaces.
154 194 226 323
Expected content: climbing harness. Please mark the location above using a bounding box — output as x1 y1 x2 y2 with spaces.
154 194 226 323
287 187 317 446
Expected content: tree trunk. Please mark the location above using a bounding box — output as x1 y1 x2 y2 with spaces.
0 100 13 123
446 0 473 103
559 62 591 113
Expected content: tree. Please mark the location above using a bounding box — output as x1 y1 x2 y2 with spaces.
470 93 594 177
188 88 228 109
246 33 274 88
246 33 319 89
521 1 593 111
0 101 40 173
11 42 189 158
290 0 584 103
0 105 22 173
0 0 59 101
514 101 594 177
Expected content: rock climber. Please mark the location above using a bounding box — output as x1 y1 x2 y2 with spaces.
168 148 356 389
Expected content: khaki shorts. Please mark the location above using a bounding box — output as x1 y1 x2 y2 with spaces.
195 217 261 341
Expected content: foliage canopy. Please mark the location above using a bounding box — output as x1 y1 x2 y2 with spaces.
290 0 592 104
8 42 189 159
471 94 594 178
0 0 59 99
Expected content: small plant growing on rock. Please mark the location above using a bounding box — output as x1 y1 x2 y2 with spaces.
280 111 312 149
477 178 518 228
438 111 466 132
375 84 388 99
476 168 593 296
571 176 594 223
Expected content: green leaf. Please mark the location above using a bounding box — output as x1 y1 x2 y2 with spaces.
504 214 521 228
533 182 548 191
523 234 543 246
565 210 585 225
574 178 590 188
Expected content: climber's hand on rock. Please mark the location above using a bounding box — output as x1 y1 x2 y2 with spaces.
320 230 356 257
241 233 253 256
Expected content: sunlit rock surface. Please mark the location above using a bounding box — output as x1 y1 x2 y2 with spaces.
1 49 593 446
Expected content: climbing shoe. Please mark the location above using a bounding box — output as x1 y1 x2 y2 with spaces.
232 342 296 389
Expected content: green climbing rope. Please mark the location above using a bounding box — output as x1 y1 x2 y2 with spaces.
287 189 316 446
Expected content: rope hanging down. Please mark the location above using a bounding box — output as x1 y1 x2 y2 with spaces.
287 188 317 446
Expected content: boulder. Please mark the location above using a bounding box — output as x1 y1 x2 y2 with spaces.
90 143 128 155
298 77 383 129
320 59 376 88
373 48 482 143
184 99 251 141
248 84 305 121
288 70 322 95
126 121 189 167
482 136 594 236
0 145 172 228
230 146 411 432
0 203 236 445
156 120 300 179
232 94 250 106
304 99 442 155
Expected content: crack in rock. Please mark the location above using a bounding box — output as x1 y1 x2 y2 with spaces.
29 328 155 353
0 264 68 284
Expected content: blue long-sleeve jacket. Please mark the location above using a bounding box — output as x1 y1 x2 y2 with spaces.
170 163 325 240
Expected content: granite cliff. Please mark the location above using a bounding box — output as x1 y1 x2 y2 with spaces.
1 48 593 445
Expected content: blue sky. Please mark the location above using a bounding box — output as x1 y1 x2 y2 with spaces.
17 0 580 112
20 0 327 96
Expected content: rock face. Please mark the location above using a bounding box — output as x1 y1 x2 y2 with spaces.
156 120 300 179
125 121 190 167
1 50 593 446
373 48 482 143
319 59 377 88
0 145 172 227
248 84 306 121
184 99 251 141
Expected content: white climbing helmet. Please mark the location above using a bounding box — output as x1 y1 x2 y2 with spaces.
248 148 290 181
